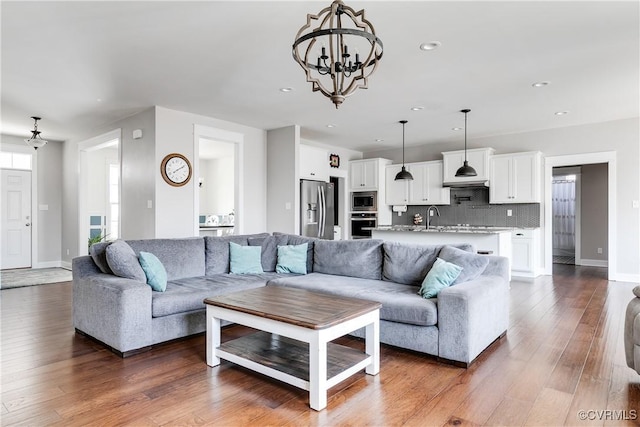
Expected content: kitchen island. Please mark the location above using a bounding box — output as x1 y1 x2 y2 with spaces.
371 225 512 260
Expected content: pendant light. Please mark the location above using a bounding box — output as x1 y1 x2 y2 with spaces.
455 109 477 177
24 116 48 150
394 120 413 181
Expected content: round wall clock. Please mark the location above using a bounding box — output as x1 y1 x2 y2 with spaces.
160 153 192 187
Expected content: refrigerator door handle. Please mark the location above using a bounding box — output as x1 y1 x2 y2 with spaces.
317 185 324 238
318 186 327 238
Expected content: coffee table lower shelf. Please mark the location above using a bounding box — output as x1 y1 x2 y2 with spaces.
218 330 372 391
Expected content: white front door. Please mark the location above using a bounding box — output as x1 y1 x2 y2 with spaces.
1 169 32 269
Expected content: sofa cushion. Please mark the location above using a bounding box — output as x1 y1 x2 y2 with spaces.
89 241 113 274
248 234 288 272
205 233 270 274
272 233 317 273
128 238 205 281
439 245 489 284
634 286 640 298
151 273 284 317
230 242 264 274
418 258 462 298
276 243 308 274
313 239 383 280
382 242 473 286
267 273 437 326
105 240 147 282
139 251 168 292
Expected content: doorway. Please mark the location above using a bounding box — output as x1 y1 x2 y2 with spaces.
198 138 235 236
78 129 121 256
544 152 615 279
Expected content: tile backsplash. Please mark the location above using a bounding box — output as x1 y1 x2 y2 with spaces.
390 187 540 228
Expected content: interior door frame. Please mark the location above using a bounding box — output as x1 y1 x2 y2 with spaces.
0 144 38 268
543 151 616 280
193 125 244 236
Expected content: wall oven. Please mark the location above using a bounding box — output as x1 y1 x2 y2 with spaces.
351 213 377 239
351 191 377 212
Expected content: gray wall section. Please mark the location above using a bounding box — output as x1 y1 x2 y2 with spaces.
365 118 639 278
1 135 63 265
267 126 299 234
119 108 156 240
581 163 608 261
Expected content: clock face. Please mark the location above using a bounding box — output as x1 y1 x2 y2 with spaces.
161 153 192 187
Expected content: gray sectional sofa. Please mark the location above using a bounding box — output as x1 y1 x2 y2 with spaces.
72 232 510 366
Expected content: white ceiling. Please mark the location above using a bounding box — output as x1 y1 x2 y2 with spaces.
2 1 638 153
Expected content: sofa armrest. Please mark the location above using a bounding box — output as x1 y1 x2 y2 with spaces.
72 256 152 353
624 295 640 373
437 275 509 364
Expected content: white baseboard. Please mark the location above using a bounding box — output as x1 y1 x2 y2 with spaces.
32 260 62 269
60 261 72 270
612 273 640 283
578 259 608 268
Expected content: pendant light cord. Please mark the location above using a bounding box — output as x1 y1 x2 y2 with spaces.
402 121 406 165
464 111 468 162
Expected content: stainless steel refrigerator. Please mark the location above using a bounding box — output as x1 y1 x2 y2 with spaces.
300 180 334 240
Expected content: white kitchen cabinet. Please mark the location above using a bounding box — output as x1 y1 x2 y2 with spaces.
385 164 409 205
490 151 542 203
408 161 450 205
350 158 389 191
511 228 540 277
442 147 494 185
299 144 329 182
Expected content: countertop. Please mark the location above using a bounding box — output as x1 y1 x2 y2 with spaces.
199 225 234 229
369 225 532 234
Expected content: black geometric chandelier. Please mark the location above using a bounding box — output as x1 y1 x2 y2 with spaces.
24 116 48 150
292 0 383 109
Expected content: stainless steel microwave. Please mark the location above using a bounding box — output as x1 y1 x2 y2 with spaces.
351 191 377 211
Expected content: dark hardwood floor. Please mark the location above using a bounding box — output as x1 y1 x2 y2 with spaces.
1 265 639 426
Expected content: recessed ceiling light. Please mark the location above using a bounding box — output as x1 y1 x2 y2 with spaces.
555 111 570 116
375 139 384 142
96 98 102 102
279 87 294 92
411 106 424 111
419 41 441 51
452 127 463 131
532 81 550 88
326 124 336 128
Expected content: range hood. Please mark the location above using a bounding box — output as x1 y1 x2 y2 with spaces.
442 180 489 188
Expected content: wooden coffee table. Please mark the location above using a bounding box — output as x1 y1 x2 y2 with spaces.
204 286 381 411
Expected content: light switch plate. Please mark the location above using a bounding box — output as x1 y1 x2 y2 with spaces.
507 209 513 217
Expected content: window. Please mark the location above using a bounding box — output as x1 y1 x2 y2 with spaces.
0 152 32 170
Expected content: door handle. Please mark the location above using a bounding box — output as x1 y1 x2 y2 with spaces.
25 223 31 226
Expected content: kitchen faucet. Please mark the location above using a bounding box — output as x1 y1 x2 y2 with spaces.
426 205 440 229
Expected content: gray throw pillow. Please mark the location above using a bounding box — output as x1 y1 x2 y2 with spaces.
105 240 146 282
438 245 489 285
89 241 113 274
634 286 640 298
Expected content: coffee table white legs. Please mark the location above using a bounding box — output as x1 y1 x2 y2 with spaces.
309 332 328 411
206 312 221 367
365 318 380 375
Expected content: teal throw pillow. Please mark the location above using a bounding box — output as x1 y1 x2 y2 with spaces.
138 251 168 292
229 242 264 274
276 243 308 274
418 257 463 299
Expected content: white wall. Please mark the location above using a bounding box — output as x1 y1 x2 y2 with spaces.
266 126 299 234
87 146 118 218
1 134 63 267
364 117 640 280
301 138 363 175
155 106 267 237
199 157 234 215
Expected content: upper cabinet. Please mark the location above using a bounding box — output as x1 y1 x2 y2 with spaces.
299 144 329 182
442 147 494 185
385 164 409 205
350 158 390 191
409 161 450 205
490 151 542 203
385 161 450 206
